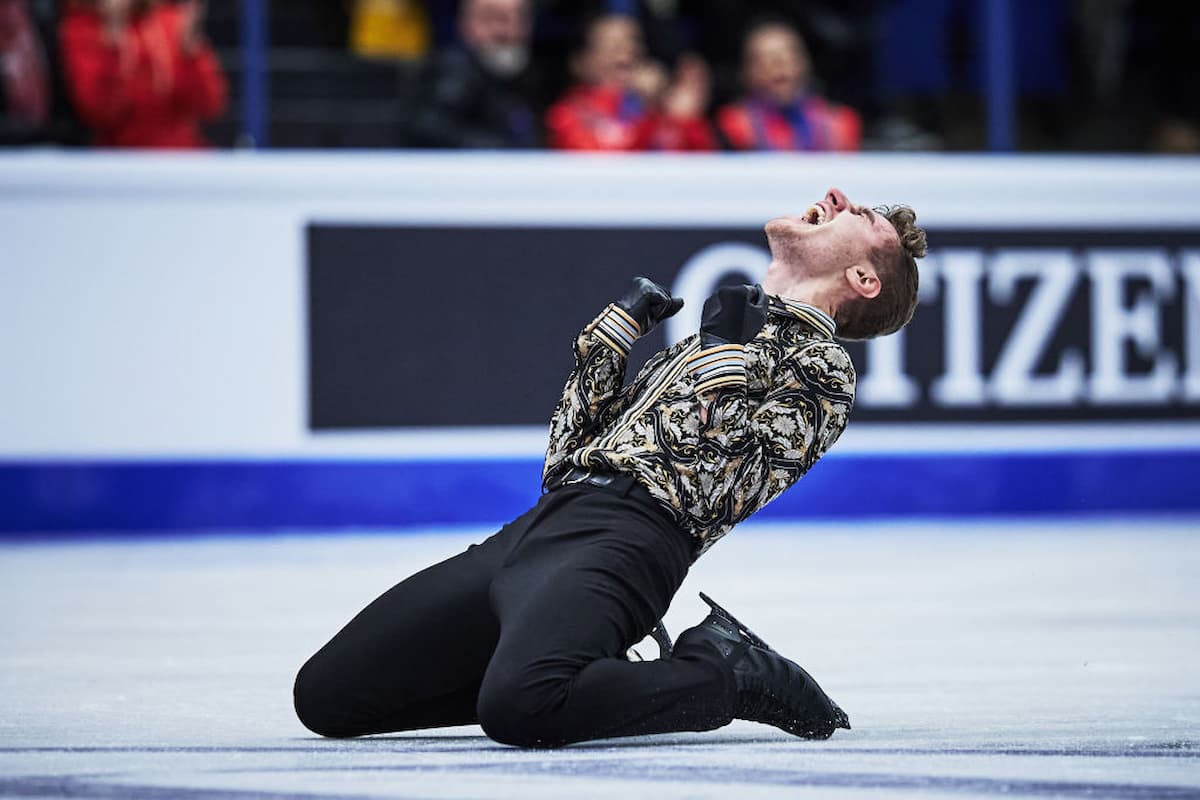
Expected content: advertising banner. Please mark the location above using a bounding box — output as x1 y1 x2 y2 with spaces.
310 225 1200 428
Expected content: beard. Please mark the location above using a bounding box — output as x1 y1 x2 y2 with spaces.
476 44 530 79
764 217 808 263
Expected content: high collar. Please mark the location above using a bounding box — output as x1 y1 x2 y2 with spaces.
767 295 837 340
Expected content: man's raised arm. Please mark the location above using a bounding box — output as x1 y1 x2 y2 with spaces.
542 277 683 488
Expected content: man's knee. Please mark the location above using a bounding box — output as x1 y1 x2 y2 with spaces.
476 679 570 749
293 658 359 738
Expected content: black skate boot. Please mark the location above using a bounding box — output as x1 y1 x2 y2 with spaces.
674 592 851 740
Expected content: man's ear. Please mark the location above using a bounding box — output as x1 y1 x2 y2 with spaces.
845 264 881 300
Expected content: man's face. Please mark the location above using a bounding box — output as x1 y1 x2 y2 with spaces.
765 187 899 272
577 16 644 88
461 0 529 52
744 25 810 104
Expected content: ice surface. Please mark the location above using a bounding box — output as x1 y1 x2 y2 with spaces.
1 520 1198 799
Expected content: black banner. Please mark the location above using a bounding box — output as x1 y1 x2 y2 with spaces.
308 225 1200 428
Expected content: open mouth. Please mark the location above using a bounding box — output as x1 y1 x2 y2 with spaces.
802 204 828 225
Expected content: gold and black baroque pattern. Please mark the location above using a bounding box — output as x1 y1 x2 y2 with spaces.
543 301 855 560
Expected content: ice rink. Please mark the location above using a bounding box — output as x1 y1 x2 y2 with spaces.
2 520 1198 799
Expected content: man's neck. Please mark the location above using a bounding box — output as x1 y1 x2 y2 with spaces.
762 261 839 318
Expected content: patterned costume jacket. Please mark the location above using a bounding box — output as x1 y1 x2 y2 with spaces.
543 296 855 558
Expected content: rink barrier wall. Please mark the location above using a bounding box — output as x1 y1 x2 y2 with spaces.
3 450 1199 536
3 153 1199 535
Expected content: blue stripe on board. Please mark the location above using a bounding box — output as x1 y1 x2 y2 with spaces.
1 451 1198 536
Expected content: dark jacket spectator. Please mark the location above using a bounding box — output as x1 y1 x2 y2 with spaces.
546 13 713 151
0 0 51 144
716 19 860 151
59 0 226 148
405 0 541 148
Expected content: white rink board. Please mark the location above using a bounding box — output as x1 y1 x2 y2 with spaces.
2 152 1199 459
1 520 1198 799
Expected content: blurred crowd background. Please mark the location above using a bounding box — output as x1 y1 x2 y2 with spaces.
1 0 1197 153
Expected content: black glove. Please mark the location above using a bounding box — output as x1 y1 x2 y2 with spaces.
616 277 684 336
699 284 767 349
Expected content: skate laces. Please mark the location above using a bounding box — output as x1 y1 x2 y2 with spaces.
698 592 772 650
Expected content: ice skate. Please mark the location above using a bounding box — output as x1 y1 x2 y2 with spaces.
626 620 674 661
674 592 850 740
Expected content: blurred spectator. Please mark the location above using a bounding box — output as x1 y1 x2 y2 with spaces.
349 0 430 61
59 0 227 148
1150 118 1200 154
0 0 51 143
531 0 688 108
716 18 860 151
405 0 541 148
546 13 713 151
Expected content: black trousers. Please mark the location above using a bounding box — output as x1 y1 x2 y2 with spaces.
293 476 736 748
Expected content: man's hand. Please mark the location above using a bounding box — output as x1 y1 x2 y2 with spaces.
617 277 684 336
699 284 767 349
630 62 669 106
663 54 710 120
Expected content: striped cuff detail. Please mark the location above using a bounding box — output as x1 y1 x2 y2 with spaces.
592 304 641 356
688 344 747 393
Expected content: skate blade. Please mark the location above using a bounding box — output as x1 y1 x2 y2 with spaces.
698 591 773 651
649 621 673 658
626 620 674 662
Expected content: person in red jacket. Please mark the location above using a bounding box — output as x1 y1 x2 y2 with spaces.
59 0 226 148
0 0 51 143
717 19 860 152
546 14 714 152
